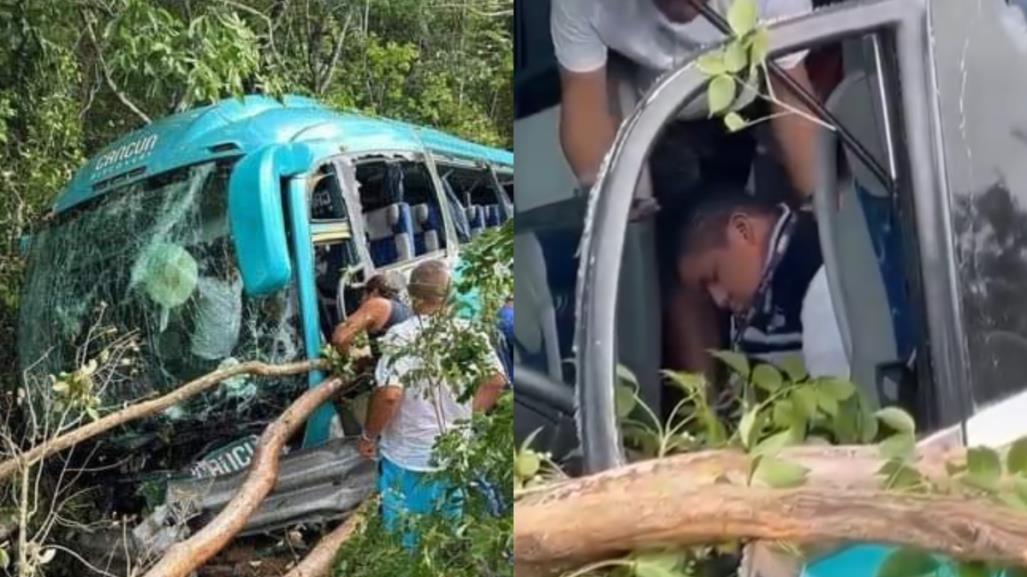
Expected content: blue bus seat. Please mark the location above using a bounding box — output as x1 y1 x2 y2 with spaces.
365 203 414 266
411 203 441 254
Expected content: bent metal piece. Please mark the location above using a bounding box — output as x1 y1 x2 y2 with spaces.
575 0 946 474
72 437 375 571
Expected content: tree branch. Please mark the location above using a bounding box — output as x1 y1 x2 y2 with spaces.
283 499 373 577
514 447 1027 576
141 375 355 577
0 358 326 482
82 11 151 125
316 10 353 95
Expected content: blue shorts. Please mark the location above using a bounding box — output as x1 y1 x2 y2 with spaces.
378 457 460 549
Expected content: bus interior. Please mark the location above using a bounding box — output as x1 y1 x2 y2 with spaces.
512 0 972 468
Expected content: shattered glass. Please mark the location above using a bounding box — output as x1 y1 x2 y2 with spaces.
19 160 306 460
933 0 1027 408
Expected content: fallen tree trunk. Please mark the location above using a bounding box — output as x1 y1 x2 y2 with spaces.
284 499 374 577
0 358 326 482
514 447 1027 577
142 375 352 577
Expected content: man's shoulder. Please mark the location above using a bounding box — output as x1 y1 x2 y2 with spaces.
382 316 420 341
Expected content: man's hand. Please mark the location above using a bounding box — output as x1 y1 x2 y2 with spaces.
357 435 377 460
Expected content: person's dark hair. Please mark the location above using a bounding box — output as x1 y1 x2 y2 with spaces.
364 274 400 300
408 260 450 303
676 189 780 260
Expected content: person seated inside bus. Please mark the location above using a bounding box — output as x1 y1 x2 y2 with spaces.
331 274 412 362
674 190 849 378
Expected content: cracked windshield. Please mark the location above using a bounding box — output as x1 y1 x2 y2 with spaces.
19 161 304 428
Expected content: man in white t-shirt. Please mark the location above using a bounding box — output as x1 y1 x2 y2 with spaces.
358 260 507 547
552 0 816 193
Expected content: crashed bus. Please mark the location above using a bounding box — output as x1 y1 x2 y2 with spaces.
16 94 512 555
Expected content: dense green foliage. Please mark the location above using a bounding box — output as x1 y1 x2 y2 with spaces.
0 0 512 383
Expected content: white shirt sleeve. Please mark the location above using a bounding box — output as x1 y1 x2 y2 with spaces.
374 330 414 389
759 0 813 69
801 267 851 379
551 0 608 73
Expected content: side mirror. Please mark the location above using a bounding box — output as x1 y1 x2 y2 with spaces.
228 144 315 296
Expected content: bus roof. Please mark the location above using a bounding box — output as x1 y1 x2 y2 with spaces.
55 94 513 213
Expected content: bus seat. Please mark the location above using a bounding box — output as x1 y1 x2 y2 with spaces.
411 203 441 254
813 70 907 407
364 203 414 266
484 204 501 228
466 206 485 237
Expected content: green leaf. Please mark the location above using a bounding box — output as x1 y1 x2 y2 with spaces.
752 364 783 392
860 406 880 443
816 393 838 417
818 377 856 401
749 28 770 64
724 111 747 133
772 399 799 429
664 370 706 397
696 51 728 75
791 387 818 419
876 407 916 434
618 364 640 388
1014 474 1027 506
724 41 748 73
515 451 540 479
707 75 736 117
967 446 1002 490
633 560 678 577
1008 436 1027 474
739 406 761 449
876 548 939 577
615 382 638 419
776 355 808 383
754 429 793 456
727 0 759 37
0 548 7 570
754 456 809 488
709 350 750 379
879 433 915 461
878 459 924 491
632 551 687 573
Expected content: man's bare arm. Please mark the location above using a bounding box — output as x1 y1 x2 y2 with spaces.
331 299 389 354
664 284 722 378
363 386 404 438
768 63 819 199
559 67 619 186
472 374 506 413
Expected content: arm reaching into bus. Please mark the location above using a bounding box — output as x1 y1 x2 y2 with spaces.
558 68 619 186
331 297 390 354
768 63 819 198
552 0 619 186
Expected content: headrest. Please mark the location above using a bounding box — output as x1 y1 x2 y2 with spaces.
364 204 401 239
411 203 430 223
